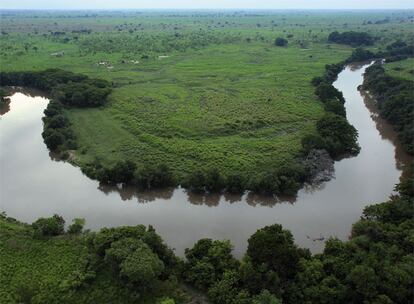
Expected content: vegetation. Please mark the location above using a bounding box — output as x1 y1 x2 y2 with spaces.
306 60 360 158
274 37 288 47
1 177 412 303
363 63 414 154
0 87 9 110
384 58 414 81
1 10 413 195
0 213 188 304
0 69 112 153
0 69 111 107
1 9 413 304
328 31 374 46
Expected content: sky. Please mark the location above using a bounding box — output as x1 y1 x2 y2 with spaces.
0 0 413 10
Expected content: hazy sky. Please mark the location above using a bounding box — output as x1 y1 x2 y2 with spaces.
0 0 413 10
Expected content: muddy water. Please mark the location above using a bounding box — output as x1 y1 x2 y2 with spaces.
0 64 411 257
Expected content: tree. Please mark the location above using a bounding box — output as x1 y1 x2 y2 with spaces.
105 237 164 287
247 224 308 283
316 113 359 156
42 129 65 150
119 242 165 285
185 239 239 290
274 37 288 47
46 114 68 129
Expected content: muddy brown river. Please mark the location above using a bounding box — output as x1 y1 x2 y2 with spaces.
0 63 411 257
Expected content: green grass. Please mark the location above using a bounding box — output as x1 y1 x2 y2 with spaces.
384 58 414 81
0 10 412 180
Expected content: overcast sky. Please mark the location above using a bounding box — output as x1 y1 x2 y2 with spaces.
0 0 414 9
0 0 413 10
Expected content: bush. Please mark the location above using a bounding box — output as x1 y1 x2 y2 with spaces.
32 214 65 237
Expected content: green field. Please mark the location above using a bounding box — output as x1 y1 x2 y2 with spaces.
384 58 414 80
1 10 413 180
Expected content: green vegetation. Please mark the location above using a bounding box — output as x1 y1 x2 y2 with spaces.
0 213 188 304
1 177 412 303
328 31 375 46
363 63 414 154
1 10 413 194
384 58 414 81
0 69 112 153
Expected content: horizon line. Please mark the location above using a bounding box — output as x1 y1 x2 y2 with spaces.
1 8 413 10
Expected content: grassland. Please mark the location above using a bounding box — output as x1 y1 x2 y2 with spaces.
0 10 413 181
384 58 414 80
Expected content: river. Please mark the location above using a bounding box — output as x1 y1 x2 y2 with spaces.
0 63 411 257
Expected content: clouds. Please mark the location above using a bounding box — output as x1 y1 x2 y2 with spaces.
0 0 413 9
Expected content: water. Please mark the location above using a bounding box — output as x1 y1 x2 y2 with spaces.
0 64 411 257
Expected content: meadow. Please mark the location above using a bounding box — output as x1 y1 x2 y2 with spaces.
384 57 414 80
0 10 413 181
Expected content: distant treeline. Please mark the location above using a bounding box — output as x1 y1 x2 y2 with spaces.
363 64 414 154
3 177 413 303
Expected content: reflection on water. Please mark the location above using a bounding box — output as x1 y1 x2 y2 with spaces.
0 64 411 257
